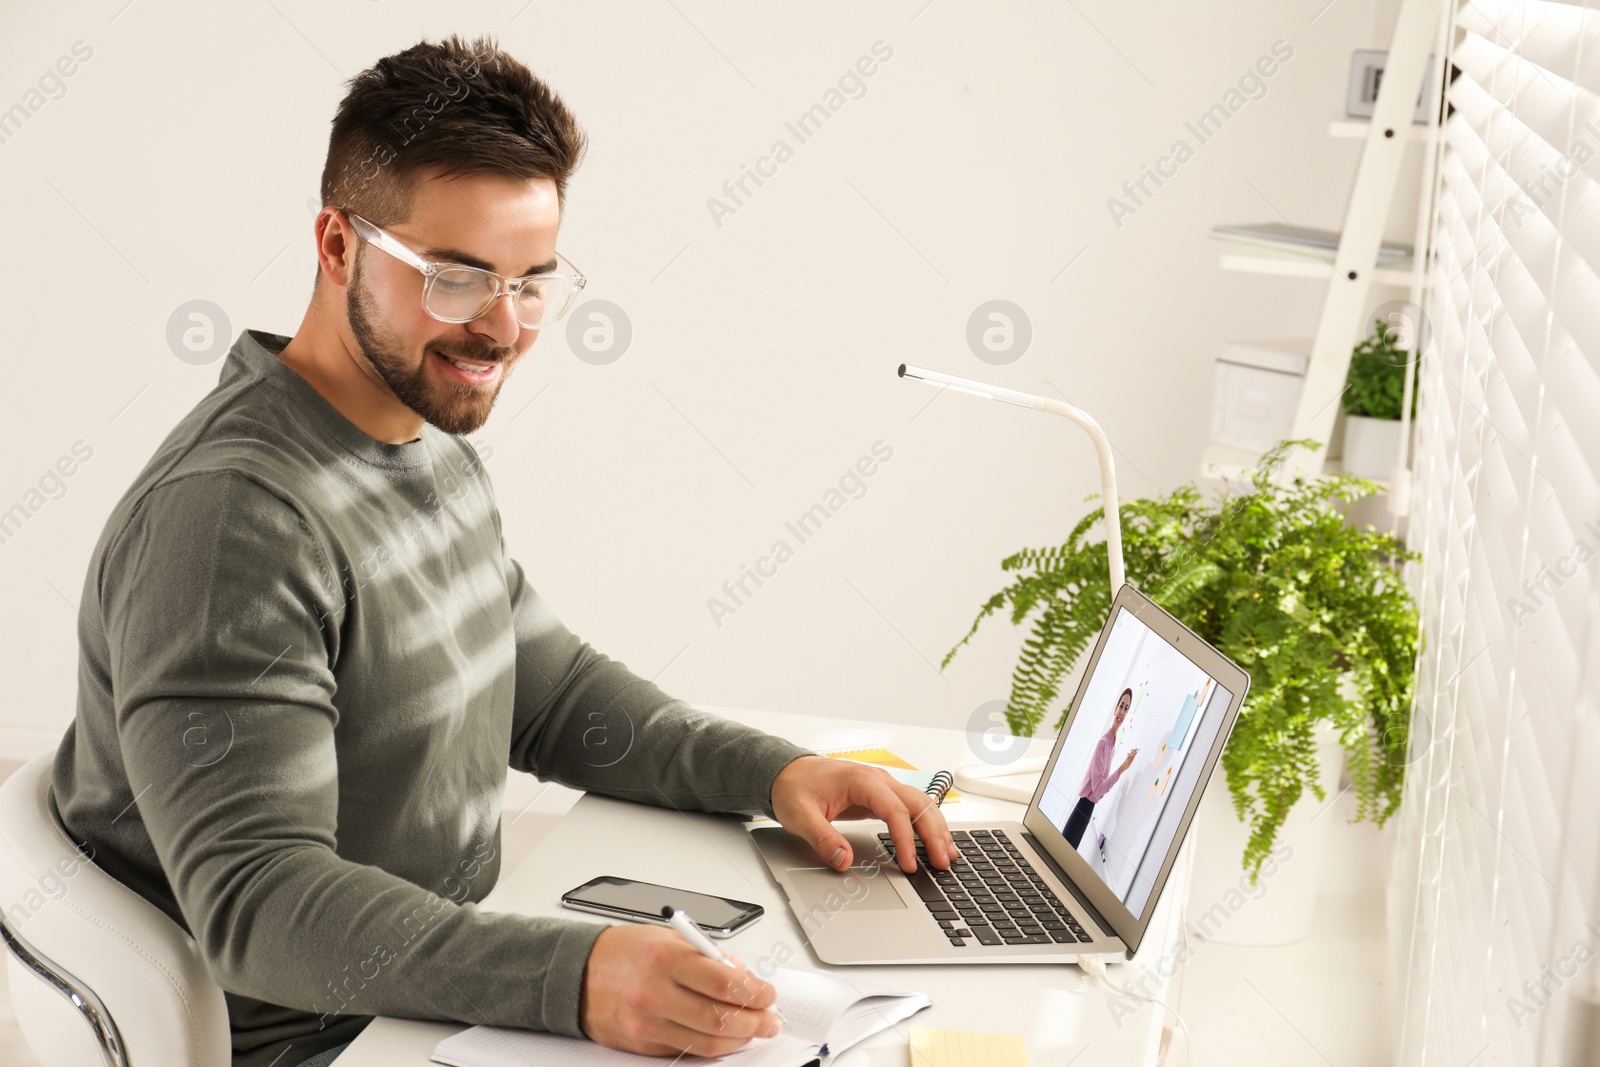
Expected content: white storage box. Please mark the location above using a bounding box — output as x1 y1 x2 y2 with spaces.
1210 340 1310 453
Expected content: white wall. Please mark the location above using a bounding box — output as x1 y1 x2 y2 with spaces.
0 0 1393 758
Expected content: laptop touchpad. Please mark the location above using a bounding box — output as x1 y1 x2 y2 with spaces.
785 867 909 911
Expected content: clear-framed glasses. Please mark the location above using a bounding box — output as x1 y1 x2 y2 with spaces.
341 209 587 330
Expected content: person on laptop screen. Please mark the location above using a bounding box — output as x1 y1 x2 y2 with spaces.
1063 689 1139 849
48 34 953 1067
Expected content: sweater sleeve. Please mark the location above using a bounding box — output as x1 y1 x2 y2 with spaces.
100 471 606 1037
499 555 815 819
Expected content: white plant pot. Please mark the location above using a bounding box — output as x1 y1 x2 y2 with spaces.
1342 415 1406 480
1185 723 1345 946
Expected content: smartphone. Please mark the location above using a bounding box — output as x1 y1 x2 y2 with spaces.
560 876 764 938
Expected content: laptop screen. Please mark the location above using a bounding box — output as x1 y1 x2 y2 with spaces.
1036 603 1235 921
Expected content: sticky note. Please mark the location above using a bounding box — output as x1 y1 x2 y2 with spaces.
907 1026 1030 1067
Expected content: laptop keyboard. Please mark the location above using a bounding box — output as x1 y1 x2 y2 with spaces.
877 829 1096 948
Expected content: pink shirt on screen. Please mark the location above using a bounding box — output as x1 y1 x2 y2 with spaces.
1078 725 1127 803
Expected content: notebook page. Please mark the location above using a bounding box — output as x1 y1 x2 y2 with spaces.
828 989 932 1053
769 967 861 1044
770 968 931 1054
430 1025 818 1067
907 1027 1030 1067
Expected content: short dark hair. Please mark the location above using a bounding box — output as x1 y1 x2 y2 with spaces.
316 32 587 240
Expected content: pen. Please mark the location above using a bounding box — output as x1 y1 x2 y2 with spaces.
661 907 790 1031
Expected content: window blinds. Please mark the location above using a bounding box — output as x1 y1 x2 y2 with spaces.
1391 0 1600 1063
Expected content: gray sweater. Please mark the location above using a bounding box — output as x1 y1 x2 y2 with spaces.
50 329 814 1067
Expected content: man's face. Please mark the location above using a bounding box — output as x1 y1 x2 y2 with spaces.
344 170 561 435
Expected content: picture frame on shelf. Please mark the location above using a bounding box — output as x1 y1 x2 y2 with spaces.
1346 49 1435 123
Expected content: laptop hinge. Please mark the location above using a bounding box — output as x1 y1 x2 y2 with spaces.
1020 831 1118 940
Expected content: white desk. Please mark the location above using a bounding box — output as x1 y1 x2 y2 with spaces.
336 707 1190 1066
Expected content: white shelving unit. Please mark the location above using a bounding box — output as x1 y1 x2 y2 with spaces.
1217 249 1419 288
1207 0 1452 505
1327 114 1437 141
1200 440 1272 482
1200 442 1399 487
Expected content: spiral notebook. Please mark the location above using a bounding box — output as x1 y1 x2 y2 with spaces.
429 966 930 1067
823 746 960 806
744 748 956 826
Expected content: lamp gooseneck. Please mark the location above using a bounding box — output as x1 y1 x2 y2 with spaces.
898 364 1125 597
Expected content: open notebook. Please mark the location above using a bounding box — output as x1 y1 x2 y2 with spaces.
430 967 929 1067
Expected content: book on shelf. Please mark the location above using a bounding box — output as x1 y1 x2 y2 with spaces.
1211 221 1411 264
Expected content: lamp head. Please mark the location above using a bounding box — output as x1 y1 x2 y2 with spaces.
896 363 1036 407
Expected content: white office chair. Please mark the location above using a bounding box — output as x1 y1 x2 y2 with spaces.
0 752 231 1066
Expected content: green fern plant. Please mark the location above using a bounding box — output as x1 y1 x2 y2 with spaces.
943 440 1421 879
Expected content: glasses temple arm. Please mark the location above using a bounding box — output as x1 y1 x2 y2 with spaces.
346 212 433 273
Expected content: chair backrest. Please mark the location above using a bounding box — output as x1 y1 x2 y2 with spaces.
0 752 231 1066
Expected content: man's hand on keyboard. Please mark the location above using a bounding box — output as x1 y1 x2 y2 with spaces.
769 754 958 874
580 925 782 1057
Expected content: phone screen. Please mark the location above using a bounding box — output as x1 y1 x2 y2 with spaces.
564 877 759 930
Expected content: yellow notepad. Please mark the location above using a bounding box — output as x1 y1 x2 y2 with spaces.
823 745 919 770
907 1027 1030 1067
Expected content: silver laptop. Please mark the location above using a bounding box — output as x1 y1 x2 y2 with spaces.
753 583 1250 964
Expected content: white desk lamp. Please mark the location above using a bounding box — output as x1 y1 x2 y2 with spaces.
898 363 1127 802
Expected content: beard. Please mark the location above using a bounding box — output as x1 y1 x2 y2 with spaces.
346 253 513 436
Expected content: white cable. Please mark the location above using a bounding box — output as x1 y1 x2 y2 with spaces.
1078 955 1192 1064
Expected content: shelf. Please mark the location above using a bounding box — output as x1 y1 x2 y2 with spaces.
1200 441 1264 481
1327 114 1436 141
1200 441 1392 489
1322 457 1393 490
1217 249 1419 287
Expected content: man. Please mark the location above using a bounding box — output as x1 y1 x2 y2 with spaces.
50 34 955 1067
1062 688 1138 850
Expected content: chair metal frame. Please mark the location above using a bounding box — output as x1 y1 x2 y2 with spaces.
1 910 130 1066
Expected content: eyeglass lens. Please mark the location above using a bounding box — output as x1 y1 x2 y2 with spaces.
428 267 575 328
